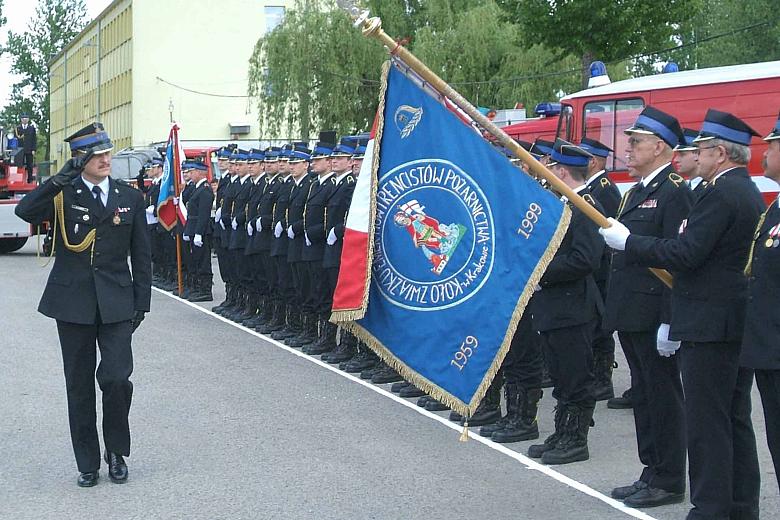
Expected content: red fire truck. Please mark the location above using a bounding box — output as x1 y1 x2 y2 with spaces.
556 60 780 203
0 131 39 253
500 60 780 203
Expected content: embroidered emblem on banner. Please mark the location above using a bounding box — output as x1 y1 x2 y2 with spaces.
375 159 495 312
394 105 423 139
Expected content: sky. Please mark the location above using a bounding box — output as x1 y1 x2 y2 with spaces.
0 0 113 111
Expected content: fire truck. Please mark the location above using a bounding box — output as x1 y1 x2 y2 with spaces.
0 130 39 253
504 60 780 204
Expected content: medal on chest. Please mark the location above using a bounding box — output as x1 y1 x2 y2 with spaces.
766 222 780 248
113 208 121 226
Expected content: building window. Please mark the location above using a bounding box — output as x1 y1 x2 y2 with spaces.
264 6 285 34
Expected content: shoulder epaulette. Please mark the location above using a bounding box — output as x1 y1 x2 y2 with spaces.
668 172 684 187
600 177 611 188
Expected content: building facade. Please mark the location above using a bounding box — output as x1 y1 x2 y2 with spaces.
49 0 290 168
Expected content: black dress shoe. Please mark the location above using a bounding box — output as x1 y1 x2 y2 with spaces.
104 451 128 483
611 480 648 500
623 487 685 508
77 471 99 487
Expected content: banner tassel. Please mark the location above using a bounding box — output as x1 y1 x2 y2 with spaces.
459 415 470 442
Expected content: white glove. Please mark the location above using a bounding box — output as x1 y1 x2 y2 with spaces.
287 226 295 239
598 217 630 251
219 220 225 230
305 232 312 246
182 234 190 242
327 227 337 246
247 222 253 236
231 217 237 230
215 207 222 222
534 284 542 292
193 234 203 247
256 216 262 230
145 205 155 215
274 221 283 238
173 196 179 205
656 323 681 357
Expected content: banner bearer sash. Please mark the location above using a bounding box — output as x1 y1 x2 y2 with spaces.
332 61 570 416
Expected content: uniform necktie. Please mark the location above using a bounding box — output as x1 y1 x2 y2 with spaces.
92 185 105 212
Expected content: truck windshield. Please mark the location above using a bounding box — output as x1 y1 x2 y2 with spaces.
583 98 644 171
556 104 573 142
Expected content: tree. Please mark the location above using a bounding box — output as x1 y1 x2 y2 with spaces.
496 0 698 88
1 0 88 160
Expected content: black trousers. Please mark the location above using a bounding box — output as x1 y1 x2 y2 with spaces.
56 319 134 473
274 256 294 304
681 342 759 520
592 279 615 357
293 261 312 312
754 369 780 495
539 320 596 404
261 253 277 302
24 151 34 181
214 243 231 285
190 236 213 276
618 331 686 493
305 260 326 316
323 266 339 317
247 253 266 297
503 309 542 390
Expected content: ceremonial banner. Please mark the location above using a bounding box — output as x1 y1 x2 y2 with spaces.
157 125 186 231
333 61 571 416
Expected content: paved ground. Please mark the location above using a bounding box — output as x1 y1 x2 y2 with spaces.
1 241 778 520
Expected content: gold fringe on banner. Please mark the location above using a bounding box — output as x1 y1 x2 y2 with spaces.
330 60 390 324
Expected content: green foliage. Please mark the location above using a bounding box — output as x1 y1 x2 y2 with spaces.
496 0 697 87
249 0 385 140
0 0 88 160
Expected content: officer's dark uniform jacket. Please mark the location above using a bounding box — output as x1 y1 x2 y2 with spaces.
181 181 195 206
15 177 151 324
229 175 253 250
532 193 604 332
219 176 240 244
604 165 692 332
244 174 268 255
586 170 621 286
302 173 336 263
286 173 314 264
742 198 780 369
253 174 281 252
213 173 231 241
270 175 295 258
16 123 37 153
183 179 214 238
323 172 356 269
625 167 764 342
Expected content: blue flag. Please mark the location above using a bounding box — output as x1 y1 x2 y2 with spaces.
345 63 571 415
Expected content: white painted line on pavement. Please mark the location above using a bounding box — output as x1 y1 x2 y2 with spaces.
154 287 660 520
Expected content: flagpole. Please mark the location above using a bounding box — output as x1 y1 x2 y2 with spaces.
336 2 673 289
171 124 184 296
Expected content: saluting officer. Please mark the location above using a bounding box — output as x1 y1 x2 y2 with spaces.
527 139 603 466
16 113 37 183
741 113 780 494
600 109 763 519
181 160 214 302
601 107 690 508
15 123 151 487
579 137 621 402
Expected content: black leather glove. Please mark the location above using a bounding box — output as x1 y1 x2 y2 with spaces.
51 150 95 186
131 310 146 333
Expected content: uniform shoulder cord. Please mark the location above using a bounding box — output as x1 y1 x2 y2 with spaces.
744 206 771 276
616 186 634 219
38 192 96 267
